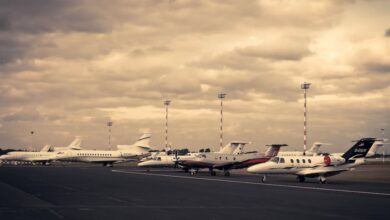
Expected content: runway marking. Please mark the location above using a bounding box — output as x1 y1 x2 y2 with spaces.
112 170 390 197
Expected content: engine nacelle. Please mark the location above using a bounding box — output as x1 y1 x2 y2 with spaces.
324 155 345 166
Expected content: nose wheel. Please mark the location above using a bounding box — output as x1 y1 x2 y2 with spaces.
319 176 327 184
189 169 198 176
261 175 267 183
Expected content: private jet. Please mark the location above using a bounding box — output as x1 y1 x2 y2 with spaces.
57 133 153 166
177 142 286 176
247 137 379 184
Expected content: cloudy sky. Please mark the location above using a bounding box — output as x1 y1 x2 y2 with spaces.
0 0 389 153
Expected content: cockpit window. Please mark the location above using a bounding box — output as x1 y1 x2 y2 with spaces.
270 157 279 163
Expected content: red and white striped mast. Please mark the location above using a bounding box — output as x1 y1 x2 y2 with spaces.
301 82 311 155
218 93 226 151
164 100 171 151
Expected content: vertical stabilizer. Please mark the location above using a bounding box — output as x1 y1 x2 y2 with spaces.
264 144 287 157
342 138 376 161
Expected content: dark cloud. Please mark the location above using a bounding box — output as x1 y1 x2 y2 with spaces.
2 108 43 122
365 63 390 73
0 35 31 65
0 0 110 34
236 44 312 61
385 28 390 37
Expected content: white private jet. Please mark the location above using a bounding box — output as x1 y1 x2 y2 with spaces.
177 142 286 176
137 141 245 170
0 137 85 165
247 138 379 184
278 142 329 157
57 133 154 167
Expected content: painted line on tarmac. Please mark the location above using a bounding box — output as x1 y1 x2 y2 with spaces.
112 170 390 197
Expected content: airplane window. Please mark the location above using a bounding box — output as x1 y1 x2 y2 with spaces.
296 159 300 163
157 157 161 161
308 159 312 163
302 159 306 163
233 157 236 160
219 157 222 160
290 159 294 163
279 158 285 163
225 157 228 160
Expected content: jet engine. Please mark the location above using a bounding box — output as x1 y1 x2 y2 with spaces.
323 155 345 166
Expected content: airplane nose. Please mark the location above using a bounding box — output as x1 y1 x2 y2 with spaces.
247 165 260 173
137 161 148 167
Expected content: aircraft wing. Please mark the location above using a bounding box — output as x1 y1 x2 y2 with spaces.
25 157 56 162
296 166 350 178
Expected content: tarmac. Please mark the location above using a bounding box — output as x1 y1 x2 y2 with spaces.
0 164 389 220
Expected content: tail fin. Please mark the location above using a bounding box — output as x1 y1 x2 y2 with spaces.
264 144 287 157
134 133 151 148
40 144 52 152
342 138 376 161
67 136 83 150
308 142 330 154
117 133 152 151
366 139 385 158
218 141 250 154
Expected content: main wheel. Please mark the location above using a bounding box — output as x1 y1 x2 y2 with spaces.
261 175 267 183
319 176 327 184
297 176 305 182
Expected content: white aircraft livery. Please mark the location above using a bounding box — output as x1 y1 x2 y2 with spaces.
0 138 85 165
57 133 153 166
247 138 378 183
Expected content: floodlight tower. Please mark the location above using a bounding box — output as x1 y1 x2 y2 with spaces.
381 128 385 162
301 82 311 155
107 121 113 150
164 100 171 150
218 93 226 150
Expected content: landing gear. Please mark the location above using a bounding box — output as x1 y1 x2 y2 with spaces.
103 163 113 167
319 176 327 184
223 170 230 177
261 175 267 183
297 175 305 183
209 169 216 176
189 169 198 176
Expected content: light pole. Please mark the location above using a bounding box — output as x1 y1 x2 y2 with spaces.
381 128 385 162
164 100 171 151
107 121 113 150
218 93 226 151
301 82 311 155
30 130 34 151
